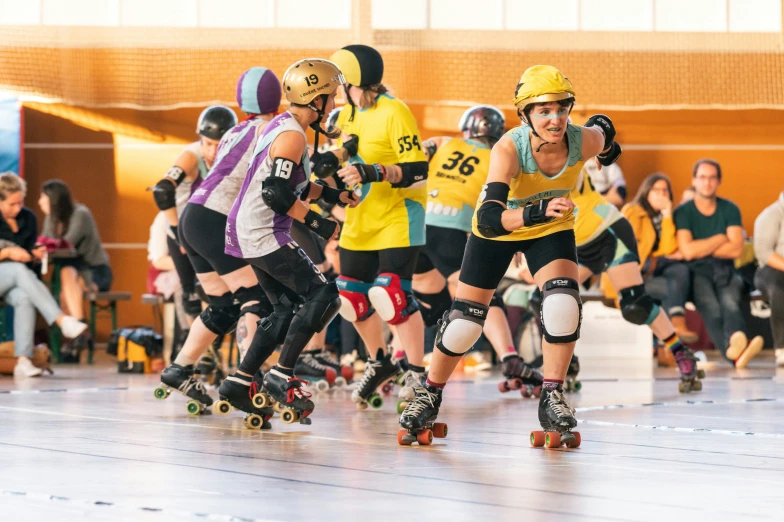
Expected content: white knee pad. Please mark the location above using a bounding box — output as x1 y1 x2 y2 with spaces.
540 278 582 344
435 299 488 356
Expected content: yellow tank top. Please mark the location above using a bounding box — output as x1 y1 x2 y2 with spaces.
570 168 623 247
336 94 427 251
472 124 585 242
426 137 491 233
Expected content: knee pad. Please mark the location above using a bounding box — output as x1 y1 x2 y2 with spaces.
199 292 241 336
336 276 375 322
435 298 488 357
257 306 295 346
540 278 582 344
619 284 660 325
297 282 342 332
182 291 203 318
368 273 419 325
234 285 273 319
489 293 507 312
414 286 453 327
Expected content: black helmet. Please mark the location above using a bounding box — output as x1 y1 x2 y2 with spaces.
197 105 238 140
459 105 506 143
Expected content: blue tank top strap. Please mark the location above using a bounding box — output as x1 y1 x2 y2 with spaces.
506 124 583 174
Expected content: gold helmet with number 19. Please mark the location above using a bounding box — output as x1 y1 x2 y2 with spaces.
282 58 346 138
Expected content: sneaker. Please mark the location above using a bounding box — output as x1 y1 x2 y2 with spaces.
726 331 748 361
60 316 88 339
462 351 491 373
14 356 43 378
735 335 764 369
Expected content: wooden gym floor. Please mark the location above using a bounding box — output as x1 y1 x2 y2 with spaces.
0 352 782 522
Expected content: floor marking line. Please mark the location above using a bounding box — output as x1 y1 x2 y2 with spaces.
576 397 779 413
578 419 784 438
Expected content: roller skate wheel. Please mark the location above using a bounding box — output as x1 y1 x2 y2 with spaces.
521 386 532 398
532 385 542 398
213 400 232 415
432 422 448 438
692 380 703 391
252 393 269 409
498 381 510 393
244 414 263 430
356 401 368 411
340 366 354 382
315 380 330 393
153 386 169 400
381 383 393 395
397 429 413 446
565 431 581 448
530 431 545 447
678 381 688 394
334 377 347 388
697 369 706 379
281 409 299 424
573 381 582 392
186 401 202 416
544 432 562 448
369 395 383 409
416 429 433 446
396 400 408 414
272 401 283 413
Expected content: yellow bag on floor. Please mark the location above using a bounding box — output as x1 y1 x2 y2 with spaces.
108 327 162 374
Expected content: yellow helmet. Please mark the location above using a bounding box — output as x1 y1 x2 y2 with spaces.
282 58 345 107
512 65 575 111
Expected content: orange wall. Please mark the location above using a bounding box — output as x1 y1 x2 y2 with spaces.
22 106 784 339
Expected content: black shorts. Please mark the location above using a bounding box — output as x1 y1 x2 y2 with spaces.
459 229 578 290
289 220 327 265
576 218 640 276
340 246 421 284
179 204 248 276
245 242 326 306
414 225 468 278
85 264 112 292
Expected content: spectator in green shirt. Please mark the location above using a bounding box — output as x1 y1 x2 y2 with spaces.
674 159 763 368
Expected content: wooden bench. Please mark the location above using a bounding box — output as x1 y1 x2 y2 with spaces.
86 291 132 364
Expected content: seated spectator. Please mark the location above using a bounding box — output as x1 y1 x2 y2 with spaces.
623 173 698 350
0 173 87 377
147 211 191 332
583 159 626 208
753 186 784 366
38 179 111 321
680 185 696 205
674 159 763 367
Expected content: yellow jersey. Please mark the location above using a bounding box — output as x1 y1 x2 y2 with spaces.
570 167 622 247
472 124 585 242
426 137 491 233
336 94 427 251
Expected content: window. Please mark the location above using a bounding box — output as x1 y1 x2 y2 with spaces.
655 0 727 32
581 0 653 31
42 0 119 26
505 0 579 31
371 0 428 29
121 0 198 27
198 0 274 28
729 0 781 32
0 0 40 25
277 0 351 29
430 0 503 30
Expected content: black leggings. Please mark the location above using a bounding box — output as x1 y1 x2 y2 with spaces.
339 246 421 283
180 204 248 276
167 235 197 295
241 243 327 372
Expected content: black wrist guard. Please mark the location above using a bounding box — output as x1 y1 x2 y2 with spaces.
304 210 337 240
343 134 359 158
522 199 554 227
597 141 622 167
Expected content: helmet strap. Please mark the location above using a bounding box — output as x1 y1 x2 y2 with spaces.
345 84 357 122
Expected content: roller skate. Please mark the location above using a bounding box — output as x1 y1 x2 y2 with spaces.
196 341 225 387
530 385 581 449
498 354 543 398
153 363 213 416
257 370 315 425
398 384 447 446
294 352 337 393
212 372 274 430
675 347 705 393
351 349 402 410
564 355 581 392
396 369 426 413
313 349 354 386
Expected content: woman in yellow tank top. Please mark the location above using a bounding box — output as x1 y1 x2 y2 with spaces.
398 65 620 447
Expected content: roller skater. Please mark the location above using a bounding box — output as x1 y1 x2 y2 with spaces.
675 346 705 393
313 348 354 386
530 384 581 449
564 355 581 392
498 353 543 398
351 349 402 409
294 352 337 392
398 384 447 446
213 371 274 430
154 363 214 415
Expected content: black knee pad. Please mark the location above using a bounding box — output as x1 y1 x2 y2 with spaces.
258 306 295 345
489 292 507 312
619 284 660 325
414 286 453 327
234 285 273 319
297 282 341 332
540 278 582 344
435 299 488 357
199 292 241 335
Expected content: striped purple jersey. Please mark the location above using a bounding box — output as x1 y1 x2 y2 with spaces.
225 112 311 259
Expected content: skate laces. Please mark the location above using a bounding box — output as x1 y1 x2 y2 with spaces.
356 359 379 392
402 370 423 388
285 377 312 402
303 354 326 371
547 389 574 418
404 386 437 416
318 350 339 365
180 377 206 395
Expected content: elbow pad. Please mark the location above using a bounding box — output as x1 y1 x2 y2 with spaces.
152 179 177 211
597 141 622 167
585 114 616 149
476 201 511 239
261 177 298 215
392 161 428 188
